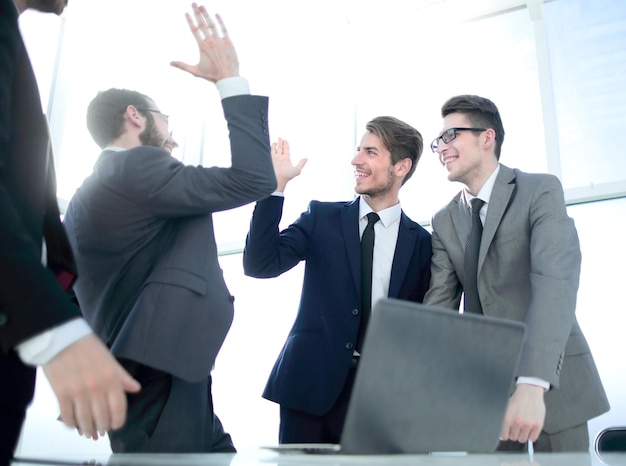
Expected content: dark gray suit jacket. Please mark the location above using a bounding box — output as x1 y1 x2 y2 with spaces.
64 95 276 382
424 164 609 433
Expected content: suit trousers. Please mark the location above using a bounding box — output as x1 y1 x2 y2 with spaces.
279 366 357 444
109 360 235 453
497 422 589 452
0 351 36 463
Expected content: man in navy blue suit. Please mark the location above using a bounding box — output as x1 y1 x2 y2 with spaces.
243 117 432 444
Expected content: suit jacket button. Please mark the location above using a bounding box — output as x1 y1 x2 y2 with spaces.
0 313 7 326
351 309 359 316
345 342 354 350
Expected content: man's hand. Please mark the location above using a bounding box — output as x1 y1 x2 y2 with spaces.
42 334 141 440
272 138 307 192
170 3 239 82
500 383 546 444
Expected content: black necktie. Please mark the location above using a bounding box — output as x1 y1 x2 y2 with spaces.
357 212 380 352
464 198 485 314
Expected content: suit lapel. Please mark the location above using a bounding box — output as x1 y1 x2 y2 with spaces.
388 212 418 297
448 192 470 249
342 198 362 295
479 165 516 270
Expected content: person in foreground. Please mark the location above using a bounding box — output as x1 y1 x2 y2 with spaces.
424 94 609 452
62 3 276 453
243 117 432 444
0 0 141 462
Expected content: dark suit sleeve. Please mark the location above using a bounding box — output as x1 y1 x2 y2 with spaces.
0 6 79 352
99 95 276 217
243 196 313 278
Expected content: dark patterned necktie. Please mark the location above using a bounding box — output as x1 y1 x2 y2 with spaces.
357 212 380 351
463 198 485 314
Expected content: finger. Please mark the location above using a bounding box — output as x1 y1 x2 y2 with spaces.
199 5 217 31
89 394 110 437
170 61 196 75
216 14 229 39
58 397 77 430
107 388 129 431
184 12 204 43
195 4 217 38
528 425 542 443
74 397 96 439
296 158 308 171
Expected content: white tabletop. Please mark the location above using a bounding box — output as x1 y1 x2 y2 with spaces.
10 448 626 466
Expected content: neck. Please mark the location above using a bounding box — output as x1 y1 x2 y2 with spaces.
466 161 497 196
361 193 399 213
107 134 141 150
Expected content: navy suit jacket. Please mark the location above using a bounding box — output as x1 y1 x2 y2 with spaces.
243 195 432 416
0 0 79 353
64 95 276 382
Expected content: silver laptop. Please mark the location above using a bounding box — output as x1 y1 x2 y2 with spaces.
269 298 526 455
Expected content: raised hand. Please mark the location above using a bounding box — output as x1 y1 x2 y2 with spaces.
170 3 239 82
271 138 308 192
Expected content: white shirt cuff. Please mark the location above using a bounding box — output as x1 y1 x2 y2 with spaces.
16 318 93 366
516 376 550 391
216 76 250 99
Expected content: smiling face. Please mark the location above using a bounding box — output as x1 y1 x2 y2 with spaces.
437 113 497 195
352 132 408 210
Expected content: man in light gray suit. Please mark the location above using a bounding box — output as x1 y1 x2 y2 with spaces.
424 94 609 452
62 4 276 453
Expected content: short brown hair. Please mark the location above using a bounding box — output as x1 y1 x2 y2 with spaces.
366 116 423 185
441 95 505 160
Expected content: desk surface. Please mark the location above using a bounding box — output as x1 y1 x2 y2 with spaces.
10 449 626 466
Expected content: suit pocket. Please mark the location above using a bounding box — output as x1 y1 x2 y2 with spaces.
145 268 207 295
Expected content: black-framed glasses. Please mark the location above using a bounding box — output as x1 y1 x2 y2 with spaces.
430 127 486 153
136 107 169 123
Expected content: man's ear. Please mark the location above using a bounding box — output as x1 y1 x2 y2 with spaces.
395 157 412 178
125 105 144 129
483 128 496 150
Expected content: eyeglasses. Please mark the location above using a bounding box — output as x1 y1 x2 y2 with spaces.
136 107 169 123
430 127 486 153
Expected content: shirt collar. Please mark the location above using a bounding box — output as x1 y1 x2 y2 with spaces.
102 146 126 152
358 196 402 227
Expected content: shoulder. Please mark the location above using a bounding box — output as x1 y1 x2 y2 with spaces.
430 192 462 223
505 165 563 190
307 199 356 212
400 212 432 238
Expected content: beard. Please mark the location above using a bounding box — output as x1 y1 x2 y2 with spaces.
27 0 68 14
356 167 396 199
139 117 167 149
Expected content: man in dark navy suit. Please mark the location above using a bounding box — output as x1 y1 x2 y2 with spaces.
243 118 432 444
0 0 140 462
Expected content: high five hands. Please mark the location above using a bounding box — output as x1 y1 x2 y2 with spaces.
171 3 239 82
271 138 308 193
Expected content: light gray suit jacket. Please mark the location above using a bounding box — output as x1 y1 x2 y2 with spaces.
64 95 276 382
424 164 609 433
